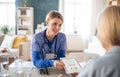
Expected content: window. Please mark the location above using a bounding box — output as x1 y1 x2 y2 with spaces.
0 0 16 34
60 0 92 37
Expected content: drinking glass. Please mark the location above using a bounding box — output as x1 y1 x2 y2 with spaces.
15 56 23 74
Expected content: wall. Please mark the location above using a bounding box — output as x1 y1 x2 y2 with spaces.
90 0 109 38
16 0 58 33
15 0 109 51
66 35 87 52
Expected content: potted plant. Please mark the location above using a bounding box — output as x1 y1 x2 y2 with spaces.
23 0 29 7
0 25 9 34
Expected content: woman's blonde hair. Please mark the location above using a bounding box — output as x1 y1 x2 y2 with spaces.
97 5 120 45
45 10 63 23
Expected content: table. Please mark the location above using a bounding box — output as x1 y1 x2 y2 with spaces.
9 52 100 77
9 61 67 77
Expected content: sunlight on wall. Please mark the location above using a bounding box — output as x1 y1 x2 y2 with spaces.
0 0 16 34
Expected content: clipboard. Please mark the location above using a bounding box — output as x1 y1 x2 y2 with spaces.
60 57 82 74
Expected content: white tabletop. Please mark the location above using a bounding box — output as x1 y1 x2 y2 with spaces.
9 61 67 77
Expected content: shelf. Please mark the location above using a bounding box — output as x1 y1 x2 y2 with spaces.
17 7 34 35
18 25 32 27
18 16 32 18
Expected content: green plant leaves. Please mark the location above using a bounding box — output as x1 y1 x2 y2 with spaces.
0 25 9 34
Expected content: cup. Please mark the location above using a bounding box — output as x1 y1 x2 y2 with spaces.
14 56 23 75
0 48 9 77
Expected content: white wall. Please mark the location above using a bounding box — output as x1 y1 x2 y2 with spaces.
66 35 87 51
90 0 109 37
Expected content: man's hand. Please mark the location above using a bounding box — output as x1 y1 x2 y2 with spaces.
54 60 65 70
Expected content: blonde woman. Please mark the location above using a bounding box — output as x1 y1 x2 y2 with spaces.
78 5 120 77
58 5 120 77
31 10 66 71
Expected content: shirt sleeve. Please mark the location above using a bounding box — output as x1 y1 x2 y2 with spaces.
32 51 54 68
31 34 41 51
77 58 100 77
31 34 54 68
54 50 66 60
77 60 95 77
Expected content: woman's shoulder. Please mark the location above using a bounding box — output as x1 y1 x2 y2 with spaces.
56 32 66 41
33 30 45 38
57 32 66 38
87 53 119 69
